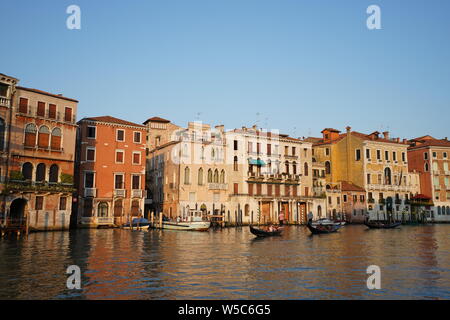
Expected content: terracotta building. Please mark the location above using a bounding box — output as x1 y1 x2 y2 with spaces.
74 116 147 228
0 72 78 231
408 136 450 222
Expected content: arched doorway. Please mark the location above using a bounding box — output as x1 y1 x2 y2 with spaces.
317 205 322 218
9 198 27 225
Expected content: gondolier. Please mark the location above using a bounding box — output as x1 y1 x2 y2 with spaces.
279 211 285 225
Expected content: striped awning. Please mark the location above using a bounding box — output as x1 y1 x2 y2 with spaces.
249 159 266 166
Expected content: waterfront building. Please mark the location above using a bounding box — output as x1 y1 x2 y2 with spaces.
225 125 324 225
408 136 450 222
309 127 417 222
74 116 147 228
146 121 229 220
0 73 78 231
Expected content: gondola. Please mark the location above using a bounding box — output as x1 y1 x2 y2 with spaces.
307 221 341 234
249 225 283 237
364 220 401 229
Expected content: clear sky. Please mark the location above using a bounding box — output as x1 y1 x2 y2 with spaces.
1 0 449 140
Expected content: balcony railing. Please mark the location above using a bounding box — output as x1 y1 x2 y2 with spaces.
0 97 10 107
114 189 126 197
5 180 75 193
84 188 97 197
132 189 144 198
208 183 228 190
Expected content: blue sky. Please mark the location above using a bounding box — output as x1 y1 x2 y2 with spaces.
1 0 449 139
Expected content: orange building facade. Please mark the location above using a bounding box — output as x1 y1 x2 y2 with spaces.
74 116 147 227
1 73 78 231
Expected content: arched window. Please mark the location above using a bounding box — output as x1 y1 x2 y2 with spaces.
208 169 213 183
220 170 225 183
51 127 62 150
424 163 429 172
184 167 190 184
36 163 46 182
304 162 308 176
131 200 140 215
114 199 123 217
49 164 59 183
24 123 37 147
438 206 441 215
292 162 297 175
22 162 33 180
38 126 50 148
285 161 290 174
198 168 203 185
384 167 392 185
233 156 238 171
97 202 108 217
325 161 331 175
0 118 5 151
214 169 219 183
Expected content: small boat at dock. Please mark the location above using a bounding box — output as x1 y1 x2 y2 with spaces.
310 218 345 227
122 218 150 230
150 210 211 231
249 225 283 237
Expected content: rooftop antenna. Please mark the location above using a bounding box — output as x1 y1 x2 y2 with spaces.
255 112 261 127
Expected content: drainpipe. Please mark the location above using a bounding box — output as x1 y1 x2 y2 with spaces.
3 86 16 219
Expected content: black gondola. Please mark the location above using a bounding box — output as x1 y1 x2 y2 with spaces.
364 220 401 229
306 221 341 234
249 225 283 237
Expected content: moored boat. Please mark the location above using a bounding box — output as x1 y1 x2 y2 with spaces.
122 218 150 230
310 218 345 227
249 225 283 237
151 210 211 231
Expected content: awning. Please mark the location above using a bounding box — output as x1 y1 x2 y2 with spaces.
249 159 266 166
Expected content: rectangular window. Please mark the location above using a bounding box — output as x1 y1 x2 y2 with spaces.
117 129 125 142
84 172 95 188
325 148 330 156
49 104 57 119
37 101 45 117
132 152 141 165
234 183 239 194
424 152 428 160
393 152 397 161
87 126 96 139
115 174 124 189
257 143 261 154
86 148 95 162
433 152 437 158
353 195 358 202
402 152 406 162
64 107 72 122
248 142 252 153
304 187 309 196
132 175 140 189
234 140 238 150
292 185 297 196
328 196 332 204
116 150 124 163
59 197 67 210
377 150 381 160
267 144 271 155
444 152 448 159
355 149 361 161
256 184 262 195
248 183 254 196
360 195 365 202
285 185 290 196
343 195 347 202
267 185 273 196
366 149 370 159
337 197 340 205
133 132 141 143
285 146 289 155
367 174 371 184
35 196 44 210
292 147 296 156
274 185 280 196
19 97 28 113
385 150 389 161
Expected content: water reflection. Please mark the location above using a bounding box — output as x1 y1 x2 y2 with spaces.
0 225 449 300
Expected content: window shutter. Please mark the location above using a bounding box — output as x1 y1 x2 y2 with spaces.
64 107 72 122
37 102 45 117
19 98 28 113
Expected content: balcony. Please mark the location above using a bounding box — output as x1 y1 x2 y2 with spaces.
84 188 97 197
208 183 228 190
284 154 298 160
0 97 10 107
114 189 126 197
6 180 75 193
132 189 144 198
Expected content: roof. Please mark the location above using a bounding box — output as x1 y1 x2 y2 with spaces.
321 128 341 133
312 130 407 147
408 137 450 150
340 181 366 192
143 116 171 124
16 86 78 103
411 194 432 200
80 116 146 128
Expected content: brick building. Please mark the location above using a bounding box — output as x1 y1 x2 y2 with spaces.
74 116 147 228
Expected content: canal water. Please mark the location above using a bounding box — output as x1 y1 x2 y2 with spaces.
0 225 449 299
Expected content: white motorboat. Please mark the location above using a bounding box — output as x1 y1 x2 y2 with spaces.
311 218 346 227
151 210 211 231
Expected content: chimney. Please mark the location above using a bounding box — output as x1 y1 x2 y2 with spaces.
252 124 257 130
383 131 389 140
215 124 224 132
346 126 351 133
396 137 400 143
403 139 408 144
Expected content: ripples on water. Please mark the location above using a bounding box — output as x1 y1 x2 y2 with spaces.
0 225 449 300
